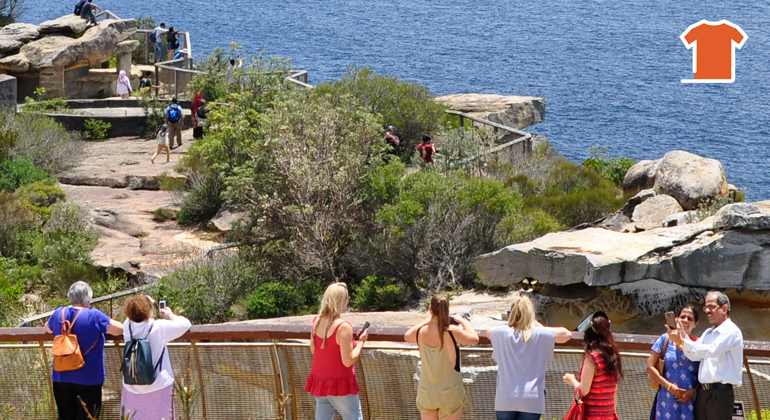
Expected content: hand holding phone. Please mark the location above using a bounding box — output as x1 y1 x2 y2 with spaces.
358 321 370 341
159 300 167 310
665 311 677 330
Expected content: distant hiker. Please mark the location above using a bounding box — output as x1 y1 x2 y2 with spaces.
116 70 132 99
73 0 86 16
79 0 101 25
164 98 184 149
384 125 400 155
151 23 167 63
151 124 170 164
417 134 436 165
166 26 180 60
194 100 208 139
226 59 237 84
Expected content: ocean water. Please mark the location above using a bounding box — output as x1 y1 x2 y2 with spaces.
23 1 770 199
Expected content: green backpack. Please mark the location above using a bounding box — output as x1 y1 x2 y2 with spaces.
121 322 165 385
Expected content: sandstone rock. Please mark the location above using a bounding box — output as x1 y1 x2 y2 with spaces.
610 279 693 318
653 151 728 210
208 205 247 232
623 159 658 192
58 174 128 188
127 175 160 190
662 211 696 227
11 19 137 72
435 93 546 129
0 54 28 72
0 23 41 42
713 203 770 231
0 39 22 54
632 194 683 231
39 14 90 35
621 188 656 215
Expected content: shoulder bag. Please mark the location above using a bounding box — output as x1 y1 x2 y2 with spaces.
564 390 584 420
647 336 670 389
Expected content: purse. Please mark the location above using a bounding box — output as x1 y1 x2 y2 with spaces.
564 390 585 420
647 337 670 389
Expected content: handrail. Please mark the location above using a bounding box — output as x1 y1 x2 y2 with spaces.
445 109 534 166
456 133 532 165
445 109 530 137
4 323 770 356
94 10 121 21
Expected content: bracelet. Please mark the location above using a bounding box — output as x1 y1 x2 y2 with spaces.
667 383 671 391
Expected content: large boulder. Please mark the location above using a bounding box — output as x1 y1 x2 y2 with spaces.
0 23 41 53
632 194 683 231
653 151 728 210
1 18 137 72
39 14 90 35
623 159 658 191
435 93 546 129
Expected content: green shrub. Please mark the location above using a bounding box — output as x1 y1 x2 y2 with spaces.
15 182 66 219
3 112 85 174
32 204 99 269
315 66 447 162
157 173 187 191
582 147 636 188
352 275 405 311
177 173 223 225
246 282 305 318
152 208 177 222
22 96 70 114
83 118 112 140
0 158 52 192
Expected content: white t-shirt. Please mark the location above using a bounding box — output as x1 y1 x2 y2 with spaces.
156 130 168 145
122 316 191 394
490 326 556 414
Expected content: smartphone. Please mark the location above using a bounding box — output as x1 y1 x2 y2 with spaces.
159 300 167 310
449 316 459 325
665 311 676 329
358 321 370 339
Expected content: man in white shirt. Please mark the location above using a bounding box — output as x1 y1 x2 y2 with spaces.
152 23 168 63
668 291 743 420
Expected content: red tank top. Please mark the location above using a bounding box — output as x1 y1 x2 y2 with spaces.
305 319 360 397
581 351 619 420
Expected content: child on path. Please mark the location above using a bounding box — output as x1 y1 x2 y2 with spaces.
151 124 170 164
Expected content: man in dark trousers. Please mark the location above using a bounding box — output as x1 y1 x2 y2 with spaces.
668 291 743 420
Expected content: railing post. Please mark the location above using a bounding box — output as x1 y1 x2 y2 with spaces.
190 341 208 419
39 341 56 420
744 357 763 420
273 342 293 420
174 70 178 99
458 115 464 128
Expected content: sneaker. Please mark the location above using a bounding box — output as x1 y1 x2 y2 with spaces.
151 158 155 164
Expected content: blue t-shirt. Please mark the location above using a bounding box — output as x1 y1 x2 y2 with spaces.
47 306 111 385
490 325 556 414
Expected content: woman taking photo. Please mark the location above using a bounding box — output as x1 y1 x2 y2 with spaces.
647 305 699 420
563 311 622 420
306 282 369 420
404 295 479 420
120 295 191 420
487 292 572 420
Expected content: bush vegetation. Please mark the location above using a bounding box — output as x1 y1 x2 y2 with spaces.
83 118 112 140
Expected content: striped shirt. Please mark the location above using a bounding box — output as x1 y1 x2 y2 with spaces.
581 351 619 420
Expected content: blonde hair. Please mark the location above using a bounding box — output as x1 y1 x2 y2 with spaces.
317 282 349 349
508 292 535 341
430 294 451 349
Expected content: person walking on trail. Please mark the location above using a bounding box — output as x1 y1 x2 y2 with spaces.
417 134 436 166
116 70 132 99
44 281 123 420
165 98 184 149
667 291 744 420
151 124 170 164
79 0 101 25
384 125 400 155
151 23 167 63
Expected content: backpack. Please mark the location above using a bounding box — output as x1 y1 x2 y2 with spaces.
121 322 165 385
196 104 208 119
166 105 181 123
52 307 98 372
149 30 157 43
73 0 85 15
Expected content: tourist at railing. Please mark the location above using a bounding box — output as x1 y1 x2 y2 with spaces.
79 0 101 25
166 26 180 61
667 291 744 420
152 23 168 63
116 70 132 99
306 282 369 420
404 295 480 420
44 281 124 420
487 292 572 420
120 294 191 420
562 310 622 420
647 305 699 420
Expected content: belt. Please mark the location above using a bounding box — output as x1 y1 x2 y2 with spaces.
701 383 733 391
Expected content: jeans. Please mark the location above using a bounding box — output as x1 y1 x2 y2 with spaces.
314 394 363 420
154 42 165 63
496 411 542 420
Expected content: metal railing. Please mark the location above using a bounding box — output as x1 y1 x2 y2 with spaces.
1 325 769 419
444 110 534 171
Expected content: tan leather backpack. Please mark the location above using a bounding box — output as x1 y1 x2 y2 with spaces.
52 307 97 372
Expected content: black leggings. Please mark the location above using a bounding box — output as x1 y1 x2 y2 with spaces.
53 382 103 420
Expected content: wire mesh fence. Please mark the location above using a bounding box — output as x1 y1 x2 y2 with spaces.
1 335 769 419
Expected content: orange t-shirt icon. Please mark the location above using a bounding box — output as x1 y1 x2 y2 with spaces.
681 20 747 83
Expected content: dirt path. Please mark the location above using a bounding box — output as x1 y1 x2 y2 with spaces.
58 129 218 281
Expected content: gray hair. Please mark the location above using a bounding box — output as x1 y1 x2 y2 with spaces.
706 290 730 314
67 281 93 306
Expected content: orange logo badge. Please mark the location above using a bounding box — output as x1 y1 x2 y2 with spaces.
680 20 747 83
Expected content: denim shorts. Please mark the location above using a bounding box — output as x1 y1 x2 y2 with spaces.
314 394 363 420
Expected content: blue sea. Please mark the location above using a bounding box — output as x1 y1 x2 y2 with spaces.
24 1 770 199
